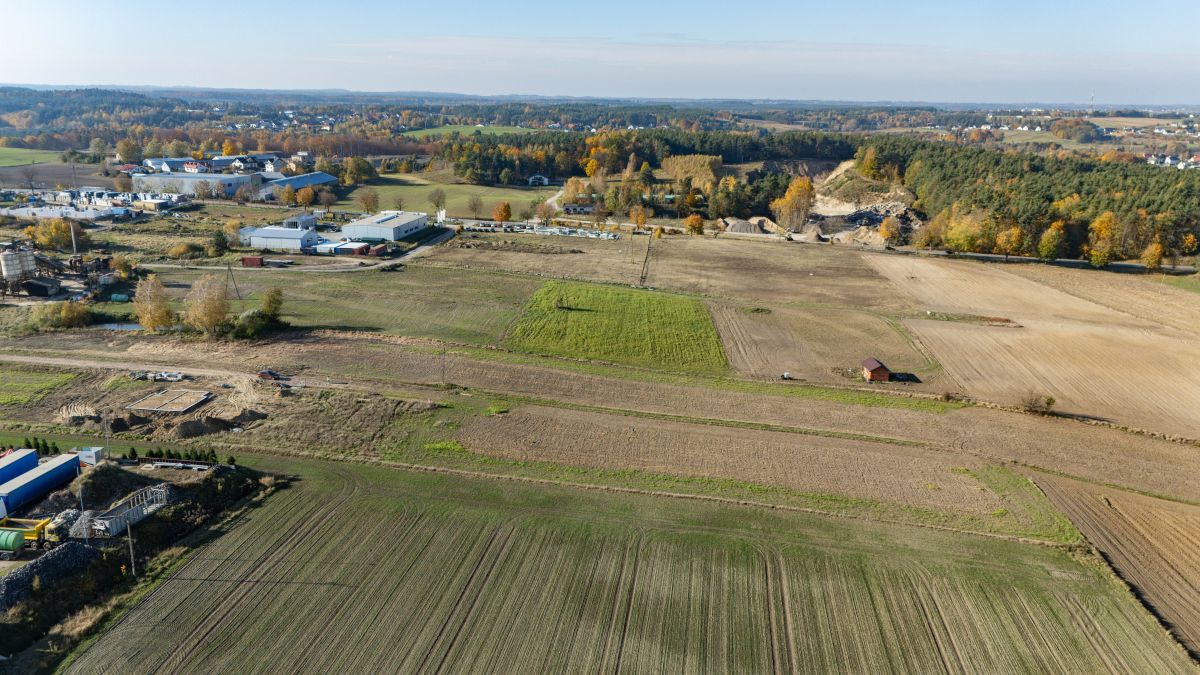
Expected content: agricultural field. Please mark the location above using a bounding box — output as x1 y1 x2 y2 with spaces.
0 367 75 406
66 457 1194 673
504 281 728 374
1036 473 1200 657
150 265 542 344
869 254 1200 437
338 170 556 218
400 124 532 138
0 147 62 166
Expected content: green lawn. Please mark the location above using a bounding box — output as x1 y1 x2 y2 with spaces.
400 124 532 139
0 368 75 405
339 170 555 219
1164 273 1200 294
0 147 63 167
505 281 728 374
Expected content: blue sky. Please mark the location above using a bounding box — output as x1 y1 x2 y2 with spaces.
6 0 1199 104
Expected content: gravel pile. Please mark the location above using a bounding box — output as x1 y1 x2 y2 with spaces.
0 542 101 611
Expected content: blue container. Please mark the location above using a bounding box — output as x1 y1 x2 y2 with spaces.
0 449 37 485
0 454 80 516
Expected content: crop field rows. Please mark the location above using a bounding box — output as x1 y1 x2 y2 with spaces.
1036 473 1200 656
68 458 1193 673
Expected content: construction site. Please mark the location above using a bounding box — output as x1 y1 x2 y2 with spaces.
0 245 119 303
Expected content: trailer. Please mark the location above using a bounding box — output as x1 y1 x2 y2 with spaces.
0 454 80 518
0 449 37 485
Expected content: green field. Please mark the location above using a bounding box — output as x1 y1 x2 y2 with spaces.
401 124 532 139
1165 273 1200 294
153 266 542 344
65 456 1194 673
0 368 75 406
338 170 556 218
505 281 728 374
0 147 63 167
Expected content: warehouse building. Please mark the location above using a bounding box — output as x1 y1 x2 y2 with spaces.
133 172 259 197
247 226 320 251
257 171 338 200
341 211 429 242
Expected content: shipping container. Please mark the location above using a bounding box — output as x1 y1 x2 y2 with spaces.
241 255 264 268
0 454 80 517
0 450 37 485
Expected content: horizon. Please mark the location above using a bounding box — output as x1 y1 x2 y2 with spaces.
5 0 1200 105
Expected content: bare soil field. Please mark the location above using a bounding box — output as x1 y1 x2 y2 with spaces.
455 404 1073 538
709 302 936 385
6 331 1200 505
869 254 1200 437
1036 473 1200 656
66 457 1195 674
1005 263 1200 335
0 162 113 190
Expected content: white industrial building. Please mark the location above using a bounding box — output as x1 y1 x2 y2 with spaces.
341 211 429 241
248 226 320 251
133 172 259 197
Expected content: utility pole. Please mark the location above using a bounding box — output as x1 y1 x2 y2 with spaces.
440 345 447 385
79 483 88 545
126 523 137 576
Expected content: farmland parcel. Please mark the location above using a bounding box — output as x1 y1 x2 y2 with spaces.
67 457 1193 673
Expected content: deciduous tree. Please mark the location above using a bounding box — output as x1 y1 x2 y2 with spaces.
183 274 229 335
1038 221 1066 260
261 287 284 319
467 195 484 219
993 226 1023 260
1141 241 1164 271
132 275 175 332
684 214 705 235
427 188 447 212
492 201 512 224
768 176 814 232
356 188 380 213
296 187 315 207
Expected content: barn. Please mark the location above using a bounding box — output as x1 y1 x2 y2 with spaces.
861 358 891 382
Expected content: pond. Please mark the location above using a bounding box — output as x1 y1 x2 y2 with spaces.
96 322 143 331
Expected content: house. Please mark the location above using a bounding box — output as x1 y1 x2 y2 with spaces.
527 174 550 186
861 358 890 382
341 211 429 242
248 226 320 251
231 157 262 172
563 204 593 215
183 161 211 173
263 159 284 172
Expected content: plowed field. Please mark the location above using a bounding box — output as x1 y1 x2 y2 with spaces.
1036 473 1200 656
67 458 1194 673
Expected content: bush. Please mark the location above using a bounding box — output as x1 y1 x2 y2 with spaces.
231 309 272 339
29 301 93 330
1020 392 1056 414
166 242 205 259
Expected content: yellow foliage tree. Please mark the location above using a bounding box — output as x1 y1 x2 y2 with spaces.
1181 233 1198 256
768 177 815 232
132 275 175 332
684 214 705 235
878 216 901 245
296 187 315 207
221 139 239 156
23 218 88 251
993 226 1024 259
183 274 229 335
1038 221 1066 260
1088 211 1117 268
1141 241 1164 271
110 254 135 280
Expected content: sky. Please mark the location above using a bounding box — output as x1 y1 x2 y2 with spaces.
5 0 1200 105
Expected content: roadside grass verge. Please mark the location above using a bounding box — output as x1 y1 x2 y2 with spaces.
505 280 728 375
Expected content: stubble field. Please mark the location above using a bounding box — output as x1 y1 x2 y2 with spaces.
66 457 1194 674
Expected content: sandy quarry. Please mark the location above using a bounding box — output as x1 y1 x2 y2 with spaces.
868 254 1200 437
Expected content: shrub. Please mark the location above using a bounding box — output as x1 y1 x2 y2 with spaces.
29 301 93 330
1020 392 1056 414
166 242 205 259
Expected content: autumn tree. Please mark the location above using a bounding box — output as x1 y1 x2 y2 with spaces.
296 187 315 208
223 220 245 248
993 226 1024 260
628 204 650 227
878 216 901 245
277 184 297 206
492 200 512 224
113 173 133 192
183 274 229 335
261 286 284 319
1038 221 1066 260
221 139 239 156
356 188 380 213
684 214 705 235
1181 233 1198 256
768 176 815 232
110 254 135 280
534 202 557 224
193 180 214 200
24 219 88 251
1088 211 1117 268
116 139 143 164
467 195 484 219
132 275 175 331
1141 241 1164 271
391 195 405 212
427 188 447 212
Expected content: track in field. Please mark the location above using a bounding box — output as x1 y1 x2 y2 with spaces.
68 458 1194 674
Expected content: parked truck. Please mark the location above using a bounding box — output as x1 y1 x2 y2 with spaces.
0 514 70 556
0 454 80 518
0 448 37 484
